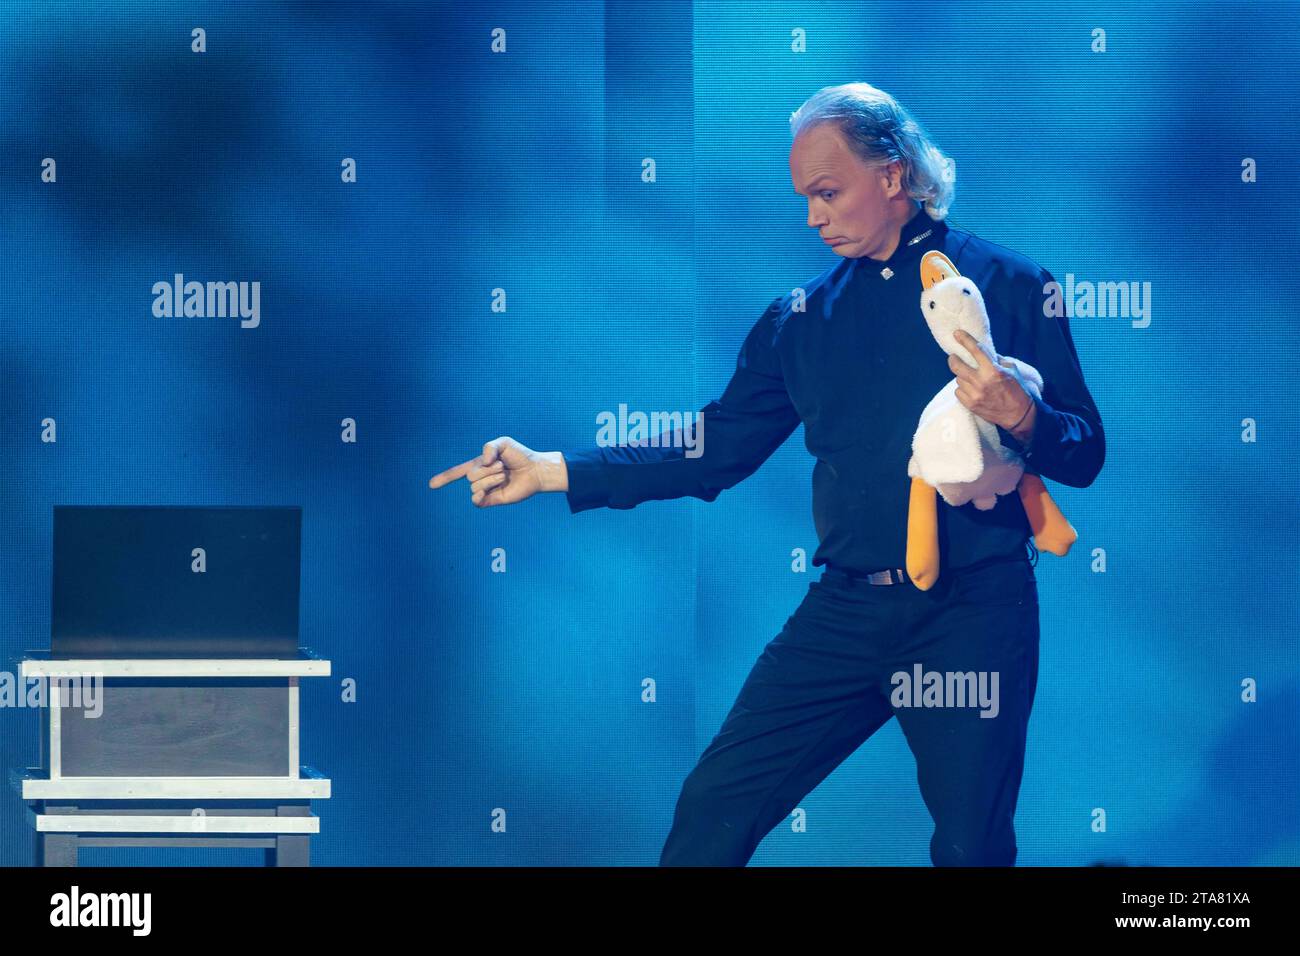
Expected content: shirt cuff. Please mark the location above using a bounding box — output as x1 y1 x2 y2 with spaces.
996 393 1055 469
560 448 611 513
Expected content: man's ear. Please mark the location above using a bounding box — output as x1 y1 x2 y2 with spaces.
880 160 904 197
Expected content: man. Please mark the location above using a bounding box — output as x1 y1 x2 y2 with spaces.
430 82 1104 866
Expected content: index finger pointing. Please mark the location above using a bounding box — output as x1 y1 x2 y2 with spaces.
429 457 478 489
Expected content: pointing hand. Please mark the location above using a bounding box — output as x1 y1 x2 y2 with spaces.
428 437 567 507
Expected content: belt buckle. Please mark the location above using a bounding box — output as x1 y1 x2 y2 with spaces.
867 568 905 586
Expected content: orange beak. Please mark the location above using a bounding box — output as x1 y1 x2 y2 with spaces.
920 250 960 289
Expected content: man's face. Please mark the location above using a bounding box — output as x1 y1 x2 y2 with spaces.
790 122 904 259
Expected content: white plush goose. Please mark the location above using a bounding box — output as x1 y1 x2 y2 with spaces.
905 250 1077 590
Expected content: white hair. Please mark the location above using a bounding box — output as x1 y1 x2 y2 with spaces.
789 82 955 220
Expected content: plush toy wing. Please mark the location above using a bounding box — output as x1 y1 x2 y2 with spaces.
996 355 1044 403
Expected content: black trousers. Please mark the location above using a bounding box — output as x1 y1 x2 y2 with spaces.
659 557 1040 866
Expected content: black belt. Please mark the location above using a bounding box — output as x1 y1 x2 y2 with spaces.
823 553 1030 587
824 566 909 586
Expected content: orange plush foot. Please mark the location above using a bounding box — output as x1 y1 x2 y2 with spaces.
1017 473 1078 556
906 477 941 590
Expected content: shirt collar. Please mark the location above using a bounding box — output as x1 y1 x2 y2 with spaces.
858 201 949 276
897 201 945 252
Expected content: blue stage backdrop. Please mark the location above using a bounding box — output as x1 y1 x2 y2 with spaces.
1 0 1296 866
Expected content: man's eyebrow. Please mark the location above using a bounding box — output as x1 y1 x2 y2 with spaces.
794 175 838 195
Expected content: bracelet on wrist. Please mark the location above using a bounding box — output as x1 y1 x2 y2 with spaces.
1008 397 1033 431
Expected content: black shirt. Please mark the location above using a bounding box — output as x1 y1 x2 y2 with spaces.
561 202 1105 576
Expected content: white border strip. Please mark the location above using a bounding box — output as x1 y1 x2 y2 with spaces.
21 774 331 800
34 813 319 834
22 659 331 678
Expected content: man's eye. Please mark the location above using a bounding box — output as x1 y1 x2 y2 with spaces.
820 190 836 200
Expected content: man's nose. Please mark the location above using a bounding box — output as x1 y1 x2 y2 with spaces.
807 205 827 229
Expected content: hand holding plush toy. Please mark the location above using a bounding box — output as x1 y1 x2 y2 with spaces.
905 250 1077 591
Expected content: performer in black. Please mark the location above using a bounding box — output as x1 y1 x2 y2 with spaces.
431 82 1104 866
